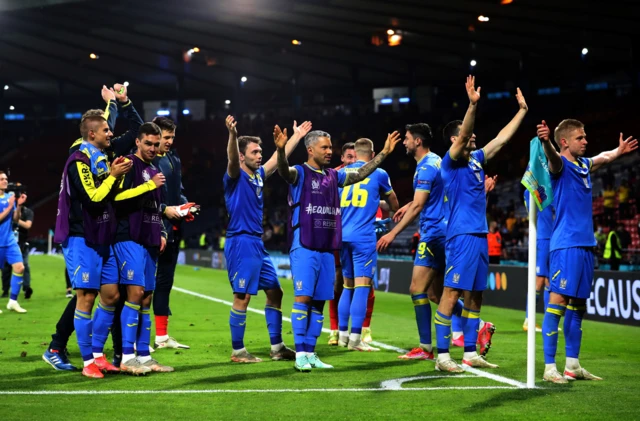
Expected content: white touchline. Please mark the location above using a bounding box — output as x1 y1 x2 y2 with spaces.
172 286 529 389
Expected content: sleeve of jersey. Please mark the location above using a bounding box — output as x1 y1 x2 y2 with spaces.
25 208 34 223
114 178 157 201
70 162 117 203
292 165 304 186
103 101 117 131
415 167 435 193
472 149 486 165
337 168 347 187
379 170 394 195
110 103 144 158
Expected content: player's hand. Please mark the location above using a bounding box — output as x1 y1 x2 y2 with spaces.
381 131 401 155
151 173 166 188
375 218 392 235
17 194 27 206
617 133 638 157
274 125 288 150
160 236 167 254
164 206 181 220
101 85 116 103
113 83 128 103
6 195 16 208
293 120 312 138
484 175 497 194
537 120 551 142
393 203 410 223
515 87 528 111
376 232 395 252
465 75 481 105
110 157 132 178
225 115 238 138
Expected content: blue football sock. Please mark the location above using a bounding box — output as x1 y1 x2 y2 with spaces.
462 307 480 353
136 308 152 358
292 302 309 353
265 306 283 345
121 301 140 356
92 302 115 356
564 304 585 359
74 309 93 362
305 303 325 353
229 308 247 350
434 311 452 354
349 286 369 335
542 303 565 364
543 287 550 312
452 299 464 332
338 287 353 332
412 293 432 345
9 272 23 301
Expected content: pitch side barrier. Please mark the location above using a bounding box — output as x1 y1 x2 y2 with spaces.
177 249 639 327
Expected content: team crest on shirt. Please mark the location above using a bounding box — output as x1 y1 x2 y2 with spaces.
127 269 135 280
82 272 89 283
560 278 567 289
142 170 151 182
295 280 303 291
239 278 246 288
453 273 460 284
311 178 320 190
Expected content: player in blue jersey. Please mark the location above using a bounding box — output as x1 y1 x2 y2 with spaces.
276 129 401 371
224 115 311 363
377 123 445 360
434 76 528 372
337 138 399 351
523 192 555 332
0 171 28 314
537 119 637 383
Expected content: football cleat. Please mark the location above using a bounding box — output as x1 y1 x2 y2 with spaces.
361 327 373 344
543 368 569 384
120 357 152 375
6 300 27 313
294 355 312 372
398 347 434 360
337 334 349 348
462 355 499 369
66 289 73 298
435 358 464 373
270 345 296 361
93 356 120 373
477 322 496 357
155 337 189 349
81 363 104 379
347 341 380 352
327 330 339 346
142 358 175 372
42 349 77 371
522 319 542 332
231 349 262 363
564 367 602 381
307 353 334 369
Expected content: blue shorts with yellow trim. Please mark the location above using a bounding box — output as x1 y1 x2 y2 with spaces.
413 235 445 271
536 239 550 278
549 247 594 299
444 234 488 292
113 241 158 292
62 237 117 290
340 241 377 280
290 247 334 300
0 243 23 267
224 234 280 295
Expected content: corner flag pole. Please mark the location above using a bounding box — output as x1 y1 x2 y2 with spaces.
526 197 538 388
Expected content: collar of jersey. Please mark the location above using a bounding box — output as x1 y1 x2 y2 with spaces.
304 163 325 174
416 152 430 166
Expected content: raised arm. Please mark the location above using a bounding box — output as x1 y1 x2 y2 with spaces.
377 190 429 252
275 128 298 184
450 75 480 160
263 121 312 178
226 115 240 178
537 120 563 174
344 131 401 186
589 133 638 173
109 84 144 158
483 88 528 161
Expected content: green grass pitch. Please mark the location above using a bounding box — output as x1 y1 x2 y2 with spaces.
0 255 638 420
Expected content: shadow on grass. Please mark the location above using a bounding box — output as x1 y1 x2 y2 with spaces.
464 383 574 414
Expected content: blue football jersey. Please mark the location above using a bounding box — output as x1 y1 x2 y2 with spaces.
440 149 488 240
524 191 555 240
223 167 266 237
339 161 393 243
549 156 596 251
413 152 446 240
0 193 17 247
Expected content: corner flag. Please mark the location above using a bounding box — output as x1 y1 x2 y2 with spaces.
521 137 553 211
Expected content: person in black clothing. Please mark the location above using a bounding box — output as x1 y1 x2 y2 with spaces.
43 84 143 371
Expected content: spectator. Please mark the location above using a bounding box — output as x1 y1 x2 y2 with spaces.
505 211 517 234
618 223 631 251
604 224 622 271
487 221 502 264
603 183 616 221
594 224 606 251
617 180 630 219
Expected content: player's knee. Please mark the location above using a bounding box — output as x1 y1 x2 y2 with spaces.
427 289 440 304
127 288 145 304
12 262 24 274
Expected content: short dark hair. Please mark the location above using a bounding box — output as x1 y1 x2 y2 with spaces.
80 109 106 139
405 123 433 148
443 120 463 142
554 119 584 147
137 122 162 139
152 116 177 132
341 142 355 156
238 136 262 154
